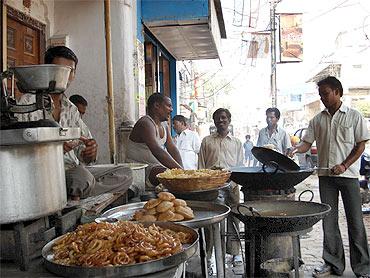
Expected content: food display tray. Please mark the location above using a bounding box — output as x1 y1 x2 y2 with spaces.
101 200 230 229
42 222 198 278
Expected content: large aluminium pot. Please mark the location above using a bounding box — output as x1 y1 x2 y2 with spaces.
0 127 80 224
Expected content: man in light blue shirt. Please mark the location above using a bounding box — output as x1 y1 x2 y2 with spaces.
256 107 291 154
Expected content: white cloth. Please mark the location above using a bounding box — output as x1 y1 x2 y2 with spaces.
256 125 292 153
174 129 201 170
16 93 92 170
302 104 370 178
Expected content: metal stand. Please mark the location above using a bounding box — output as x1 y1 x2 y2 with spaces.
197 220 226 278
198 227 209 278
242 229 308 277
0 217 55 271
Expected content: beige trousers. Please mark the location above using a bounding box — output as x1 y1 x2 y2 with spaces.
65 165 133 198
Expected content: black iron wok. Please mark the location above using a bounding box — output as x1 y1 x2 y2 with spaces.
229 166 314 190
232 200 331 233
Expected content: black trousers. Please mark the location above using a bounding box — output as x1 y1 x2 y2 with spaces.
319 176 370 276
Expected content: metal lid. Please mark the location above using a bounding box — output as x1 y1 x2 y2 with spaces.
0 127 80 145
252 146 300 171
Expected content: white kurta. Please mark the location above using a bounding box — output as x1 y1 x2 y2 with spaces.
174 129 201 170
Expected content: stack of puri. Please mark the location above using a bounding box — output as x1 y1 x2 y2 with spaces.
133 192 194 222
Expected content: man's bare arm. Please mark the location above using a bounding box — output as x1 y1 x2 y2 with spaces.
164 125 183 167
133 119 182 169
287 141 312 157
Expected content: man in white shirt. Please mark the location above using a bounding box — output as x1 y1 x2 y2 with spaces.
172 115 201 170
289 76 369 278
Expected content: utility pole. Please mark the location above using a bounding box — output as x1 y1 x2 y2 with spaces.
270 0 279 107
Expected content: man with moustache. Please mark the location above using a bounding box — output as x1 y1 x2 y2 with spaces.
126 93 183 196
198 108 244 270
288 76 370 278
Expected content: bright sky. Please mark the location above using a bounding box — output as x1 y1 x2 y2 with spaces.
193 0 370 140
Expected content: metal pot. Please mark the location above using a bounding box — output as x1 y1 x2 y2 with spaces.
0 127 79 224
232 200 331 233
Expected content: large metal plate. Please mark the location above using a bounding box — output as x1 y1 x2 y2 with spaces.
252 147 300 171
101 201 230 229
231 200 331 233
42 222 198 278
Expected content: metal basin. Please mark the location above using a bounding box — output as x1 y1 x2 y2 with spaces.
11 64 71 93
232 200 331 233
230 166 313 190
42 222 199 277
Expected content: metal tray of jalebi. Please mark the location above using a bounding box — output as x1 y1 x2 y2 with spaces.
101 200 230 229
42 222 198 277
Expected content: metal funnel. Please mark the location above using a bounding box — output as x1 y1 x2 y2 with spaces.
11 64 71 94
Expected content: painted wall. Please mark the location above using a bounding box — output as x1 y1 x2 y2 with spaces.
53 0 136 163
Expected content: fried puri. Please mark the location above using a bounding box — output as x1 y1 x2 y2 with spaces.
172 199 187 207
133 195 194 222
157 210 175 221
175 206 194 220
157 192 176 201
144 198 162 209
156 201 174 212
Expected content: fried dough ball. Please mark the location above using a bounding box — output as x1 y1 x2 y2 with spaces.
175 206 194 220
171 213 185 222
157 210 175 221
145 208 157 215
144 198 162 209
172 199 187 207
156 201 174 213
157 192 176 201
137 214 157 222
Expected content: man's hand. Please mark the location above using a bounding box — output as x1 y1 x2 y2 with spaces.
63 140 80 154
80 137 98 163
330 163 347 175
286 147 298 157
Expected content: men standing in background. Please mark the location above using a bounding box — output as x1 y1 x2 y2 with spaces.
243 134 254 166
256 107 291 153
198 108 244 270
172 115 201 170
69 94 88 117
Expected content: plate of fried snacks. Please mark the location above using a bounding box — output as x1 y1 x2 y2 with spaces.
42 221 198 277
156 168 231 192
101 197 231 229
132 192 195 222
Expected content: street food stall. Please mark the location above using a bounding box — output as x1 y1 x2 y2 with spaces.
229 147 331 277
